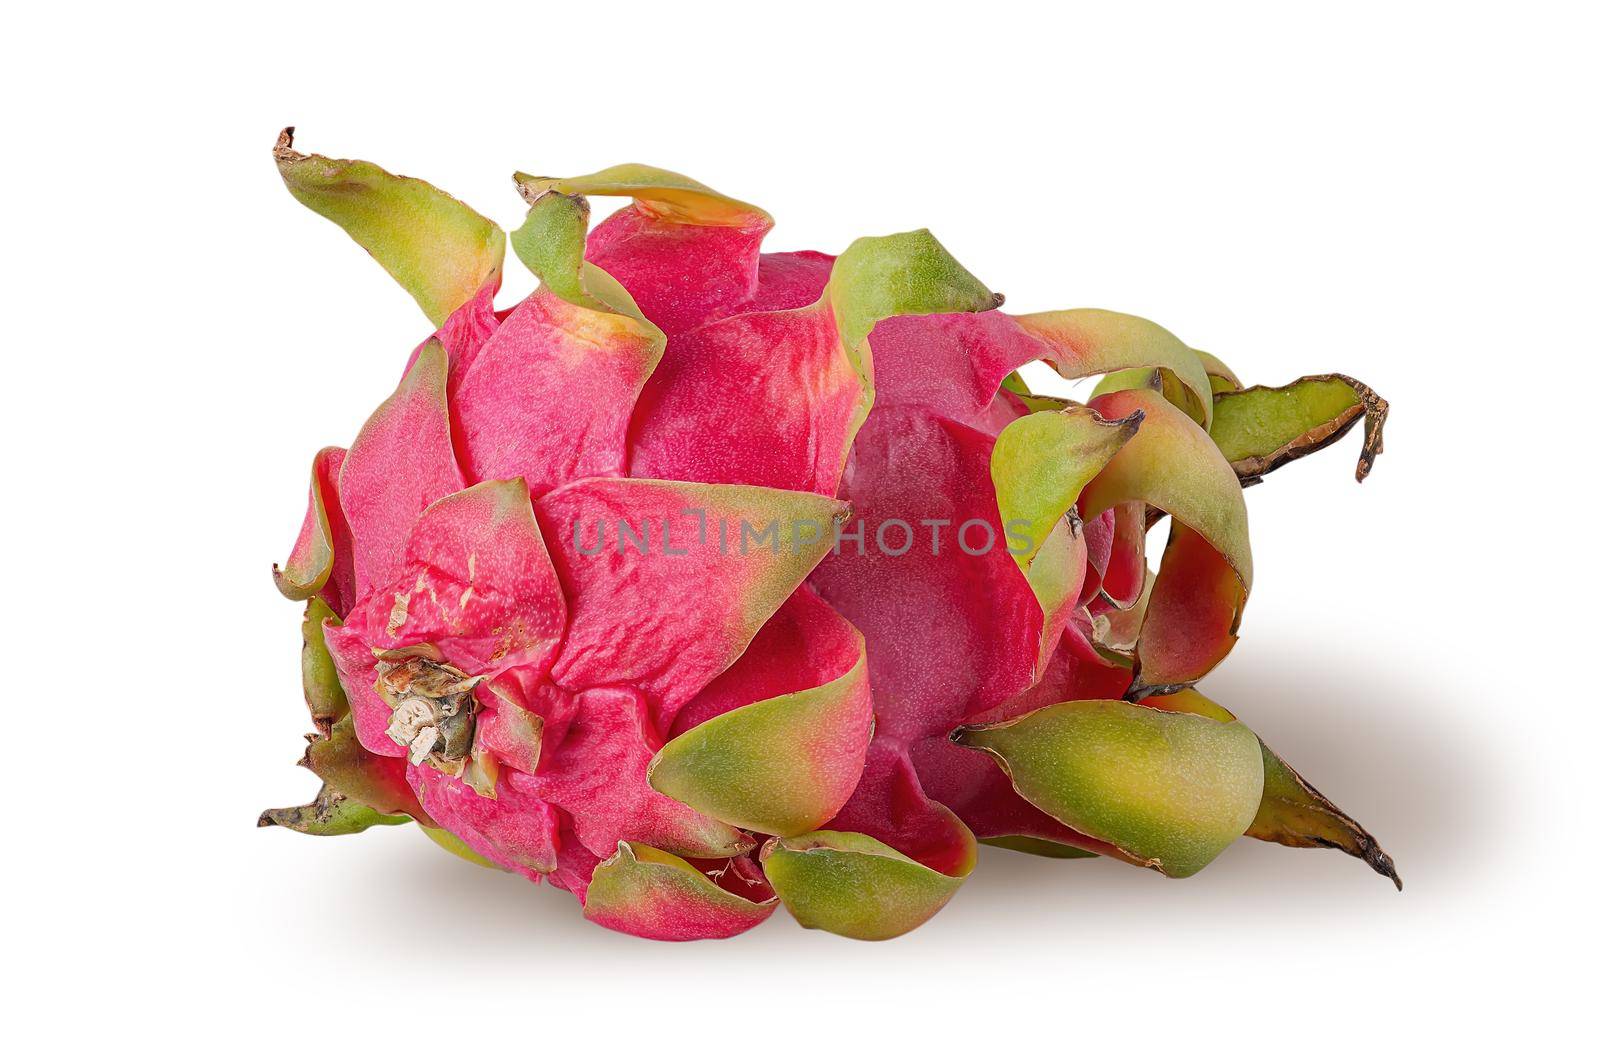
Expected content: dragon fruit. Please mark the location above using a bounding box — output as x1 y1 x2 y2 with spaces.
262 131 1393 941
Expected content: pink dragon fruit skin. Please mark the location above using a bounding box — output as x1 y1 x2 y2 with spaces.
264 131 1393 941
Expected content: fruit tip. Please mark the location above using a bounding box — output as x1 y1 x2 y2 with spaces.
1359 838 1402 889
273 127 305 164
513 171 562 206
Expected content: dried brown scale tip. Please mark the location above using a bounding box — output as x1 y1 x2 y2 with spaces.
1344 376 1389 482
1278 830 1401 890
512 174 587 210
273 126 301 161
1353 837 1402 890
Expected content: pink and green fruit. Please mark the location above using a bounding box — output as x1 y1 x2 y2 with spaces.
262 130 1394 941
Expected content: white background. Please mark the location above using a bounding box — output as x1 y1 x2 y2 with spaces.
8 1 1595 1057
